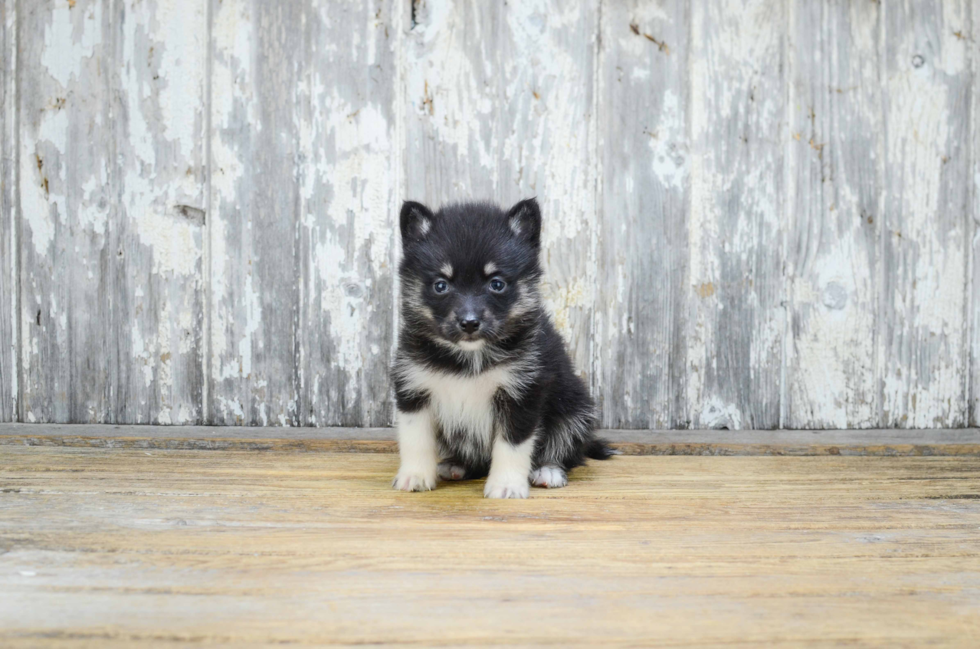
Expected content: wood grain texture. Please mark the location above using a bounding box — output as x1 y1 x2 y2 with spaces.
18 0 206 425
297 0 397 428
6 0 980 430
112 0 208 424
1 447 979 646
209 0 396 427
19 0 112 422
879 0 972 428
970 0 980 427
687 0 786 429
595 1 690 428
0 0 15 422
404 0 599 376
209 0 303 425
784 0 881 428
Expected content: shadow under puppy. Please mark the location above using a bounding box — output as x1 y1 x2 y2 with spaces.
392 198 614 499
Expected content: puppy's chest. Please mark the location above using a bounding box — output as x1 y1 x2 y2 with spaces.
405 364 518 436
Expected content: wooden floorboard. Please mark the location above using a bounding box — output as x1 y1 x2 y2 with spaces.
1 447 978 646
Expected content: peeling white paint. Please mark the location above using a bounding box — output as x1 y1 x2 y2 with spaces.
8 0 977 429
41 2 100 88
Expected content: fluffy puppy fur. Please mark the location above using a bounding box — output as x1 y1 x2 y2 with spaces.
391 198 613 499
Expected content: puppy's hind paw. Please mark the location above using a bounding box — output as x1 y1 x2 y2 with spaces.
392 469 437 492
437 462 467 481
531 465 568 489
484 479 530 499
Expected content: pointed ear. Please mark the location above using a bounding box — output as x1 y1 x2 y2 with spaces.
400 201 435 243
506 198 541 249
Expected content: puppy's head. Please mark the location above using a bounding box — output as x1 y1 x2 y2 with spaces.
398 199 543 350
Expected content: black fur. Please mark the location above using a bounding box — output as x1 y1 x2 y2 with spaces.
393 199 612 479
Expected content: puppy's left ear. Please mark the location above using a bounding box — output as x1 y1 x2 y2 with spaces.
506 198 541 249
400 201 435 244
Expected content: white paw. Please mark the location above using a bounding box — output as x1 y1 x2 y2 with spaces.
437 462 467 481
392 468 437 492
484 479 530 499
531 466 568 489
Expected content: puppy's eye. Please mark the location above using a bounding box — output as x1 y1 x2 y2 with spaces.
489 278 507 293
433 279 450 294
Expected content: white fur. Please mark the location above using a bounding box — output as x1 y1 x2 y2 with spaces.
417 217 431 236
531 465 567 489
396 362 531 459
458 339 485 351
392 409 438 492
508 216 523 236
484 436 535 499
440 263 453 278
484 262 497 275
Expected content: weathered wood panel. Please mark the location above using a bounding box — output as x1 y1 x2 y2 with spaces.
210 0 396 426
209 0 303 425
0 0 15 422
969 0 980 427
297 0 397 427
18 0 206 425
784 0 881 428
19 0 112 422
6 0 979 429
595 1 690 428
879 0 972 427
686 0 786 429
404 0 599 377
112 0 208 424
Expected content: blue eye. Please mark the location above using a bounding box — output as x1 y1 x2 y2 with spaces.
489 278 506 293
433 280 449 294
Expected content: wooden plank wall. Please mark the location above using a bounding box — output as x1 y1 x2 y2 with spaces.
1 0 977 430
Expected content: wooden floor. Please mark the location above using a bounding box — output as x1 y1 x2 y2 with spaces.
1 446 978 647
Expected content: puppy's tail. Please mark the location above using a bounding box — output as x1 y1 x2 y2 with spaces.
585 437 620 460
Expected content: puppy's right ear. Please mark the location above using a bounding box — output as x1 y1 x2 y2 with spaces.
400 201 435 243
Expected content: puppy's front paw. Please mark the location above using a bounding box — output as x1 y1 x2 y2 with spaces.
484 478 529 499
392 468 437 492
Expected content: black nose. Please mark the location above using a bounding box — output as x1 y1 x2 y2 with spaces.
458 318 481 334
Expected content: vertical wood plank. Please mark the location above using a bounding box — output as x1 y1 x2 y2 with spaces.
687 0 786 429
210 0 302 425
879 0 971 427
403 1 498 202
111 0 207 423
594 1 690 428
210 0 396 426
784 0 881 428
298 0 397 427
405 0 599 379
19 0 206 424
0 0 14 421
968 0 979 426
19 0 111 422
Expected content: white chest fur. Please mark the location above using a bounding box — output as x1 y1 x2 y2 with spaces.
398 362 525 449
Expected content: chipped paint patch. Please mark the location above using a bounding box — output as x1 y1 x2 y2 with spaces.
696 282 716 298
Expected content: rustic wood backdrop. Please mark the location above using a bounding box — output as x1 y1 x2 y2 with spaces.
1 0 978 430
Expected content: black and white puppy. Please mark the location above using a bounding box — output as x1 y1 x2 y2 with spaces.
391 198 613 499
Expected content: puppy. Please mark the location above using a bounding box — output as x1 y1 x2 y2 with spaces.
391 198 613 499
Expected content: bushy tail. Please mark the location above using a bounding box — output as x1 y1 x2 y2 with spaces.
585 437 620 460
